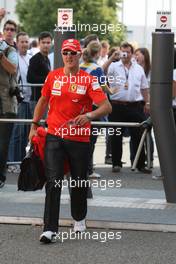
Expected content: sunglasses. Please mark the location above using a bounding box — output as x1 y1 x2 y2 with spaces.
62 51 80 56
4 28 16 32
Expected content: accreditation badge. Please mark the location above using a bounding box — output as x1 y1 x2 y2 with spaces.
124 82 128 90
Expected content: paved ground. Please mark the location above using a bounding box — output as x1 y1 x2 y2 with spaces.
1 136 175 263
0 224 176 264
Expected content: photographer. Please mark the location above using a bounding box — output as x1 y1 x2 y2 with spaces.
8 32 32 167
0 20 18 188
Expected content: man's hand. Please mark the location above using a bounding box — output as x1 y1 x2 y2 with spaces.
28 125 38 142
74 114 90 126
144 103 150 114
0 8 6 22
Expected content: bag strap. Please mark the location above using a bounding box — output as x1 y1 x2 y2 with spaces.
3 46 11 57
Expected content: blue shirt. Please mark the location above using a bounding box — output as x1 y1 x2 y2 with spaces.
80 62 106 85
0 40 18 65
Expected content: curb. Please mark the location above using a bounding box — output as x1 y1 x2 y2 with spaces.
0 216 176 232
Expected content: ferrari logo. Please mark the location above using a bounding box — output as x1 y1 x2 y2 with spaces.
70 83 77 92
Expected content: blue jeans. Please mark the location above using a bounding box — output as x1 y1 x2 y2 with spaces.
8 102 32 162
0 113 16 182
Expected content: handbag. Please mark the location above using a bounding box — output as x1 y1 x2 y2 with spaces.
17 145 46 191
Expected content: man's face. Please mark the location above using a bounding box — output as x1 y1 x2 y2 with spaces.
39 37 52 55
17 35 29 55
62 50 81 69
3 23 16 42
120 46 133 64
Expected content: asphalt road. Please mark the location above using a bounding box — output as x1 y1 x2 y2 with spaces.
0 224 175 264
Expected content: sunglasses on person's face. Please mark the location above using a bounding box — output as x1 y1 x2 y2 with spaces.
62 51 80 56
4 27 16 32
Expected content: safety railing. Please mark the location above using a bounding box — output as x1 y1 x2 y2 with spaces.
0 118 152 170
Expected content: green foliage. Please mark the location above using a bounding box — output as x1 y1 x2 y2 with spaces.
16 0 125 45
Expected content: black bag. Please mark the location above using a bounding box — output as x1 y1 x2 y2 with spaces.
17 146 46 191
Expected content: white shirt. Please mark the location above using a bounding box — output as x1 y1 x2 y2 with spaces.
17 53 32 102
108 60 148 102
48 52 54 70
97 55 108 67
27 47 39 57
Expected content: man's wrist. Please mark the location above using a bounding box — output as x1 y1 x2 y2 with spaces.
86 112 93 121
31 121 40 127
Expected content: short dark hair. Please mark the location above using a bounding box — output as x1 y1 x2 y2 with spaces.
3 20 17 31
16 32 28 42
120 42 134 54
38 31 52 42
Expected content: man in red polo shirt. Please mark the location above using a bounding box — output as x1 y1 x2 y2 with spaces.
29 38 111 243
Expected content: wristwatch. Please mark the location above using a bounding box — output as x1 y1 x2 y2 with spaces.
86 112 92 121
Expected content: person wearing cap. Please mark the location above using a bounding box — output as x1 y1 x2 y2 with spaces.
29 38 112 243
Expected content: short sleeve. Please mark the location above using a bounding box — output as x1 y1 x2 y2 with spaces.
41 72 52 99
140 69 149 89
87 77 107 104
8 49 18 65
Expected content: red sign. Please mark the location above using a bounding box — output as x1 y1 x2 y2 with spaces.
160 16 167 23
62 13 69 21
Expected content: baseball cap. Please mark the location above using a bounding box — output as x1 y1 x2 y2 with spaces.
62 39 82 52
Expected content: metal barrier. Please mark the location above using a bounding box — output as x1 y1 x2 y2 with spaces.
0 118 152 170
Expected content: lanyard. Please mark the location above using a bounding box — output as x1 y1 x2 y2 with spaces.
123 66 129 82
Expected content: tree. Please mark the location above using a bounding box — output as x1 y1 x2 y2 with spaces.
16 0 125 45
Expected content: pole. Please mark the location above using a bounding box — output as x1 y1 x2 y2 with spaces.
53 27 76 69
150 31 176 202
144 0 148 46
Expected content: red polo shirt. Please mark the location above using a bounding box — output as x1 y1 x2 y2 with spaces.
41 68 106 142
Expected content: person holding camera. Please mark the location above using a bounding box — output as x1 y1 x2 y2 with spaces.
8 32 32 167
108 42 151 174
0 20 18 188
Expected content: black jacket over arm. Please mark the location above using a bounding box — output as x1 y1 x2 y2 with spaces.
27 52 50 101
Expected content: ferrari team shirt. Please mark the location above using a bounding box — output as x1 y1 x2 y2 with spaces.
41 68 107 142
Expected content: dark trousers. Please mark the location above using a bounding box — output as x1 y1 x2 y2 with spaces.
0 113 16 182
43 134 89 232
8 102 32 162
109 102 146 169
173 108 176 123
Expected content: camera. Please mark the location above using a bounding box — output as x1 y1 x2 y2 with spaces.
0 40 5 51
120 52 128 58
9 86 24 103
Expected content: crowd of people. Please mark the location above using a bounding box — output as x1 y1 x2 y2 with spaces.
0 9 155 181
1 7 173 243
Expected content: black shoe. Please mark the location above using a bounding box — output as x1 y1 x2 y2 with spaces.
0 180 5 188
105 156 112 165
112 166 121 173
138 167 152 174
40 231 57 243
